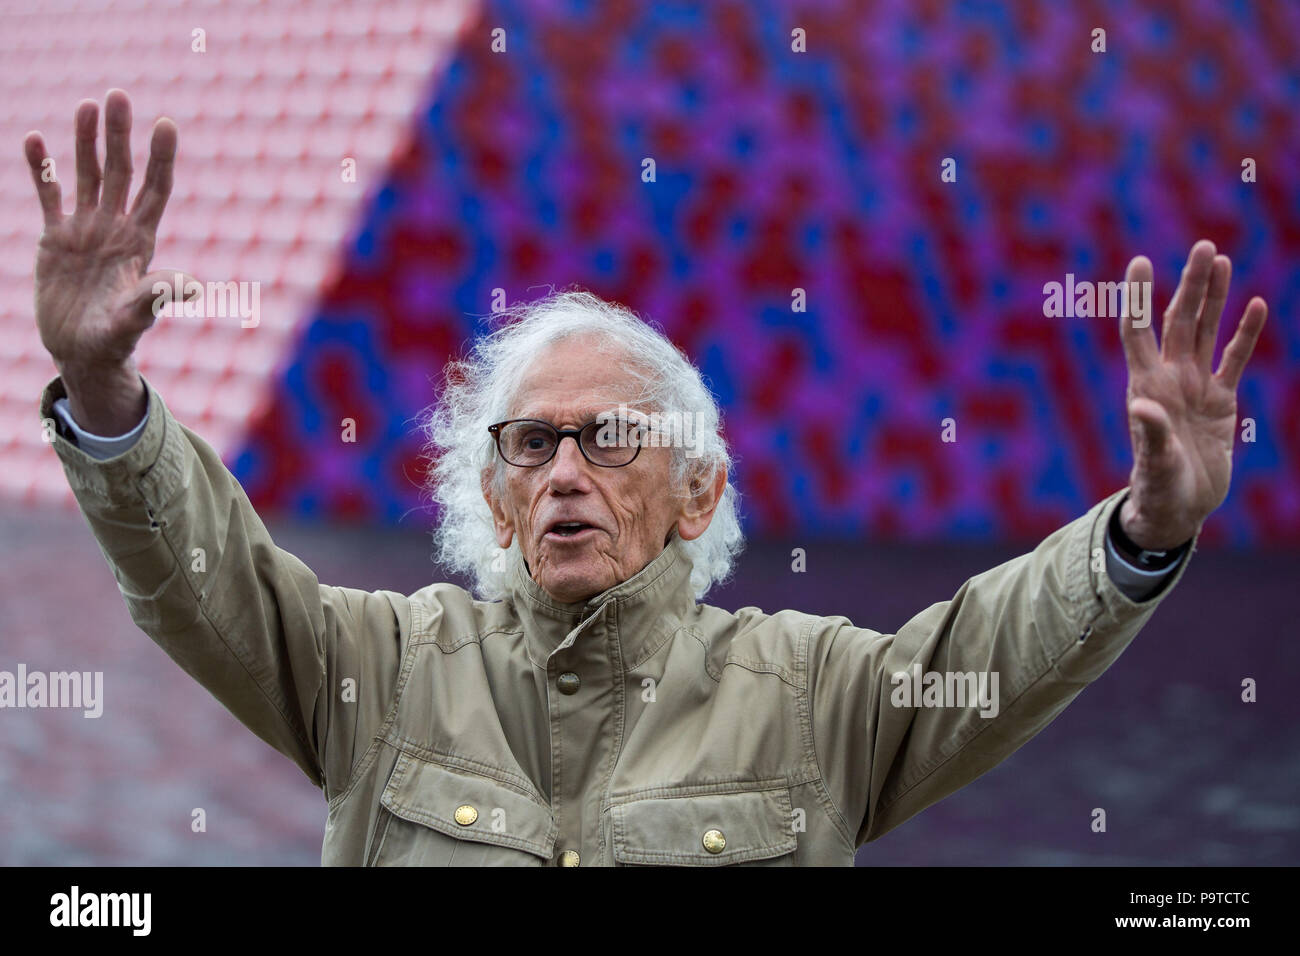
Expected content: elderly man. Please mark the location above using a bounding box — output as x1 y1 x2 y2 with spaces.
25 92 1266 866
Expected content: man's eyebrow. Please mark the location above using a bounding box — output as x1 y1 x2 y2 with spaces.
515 403 648 421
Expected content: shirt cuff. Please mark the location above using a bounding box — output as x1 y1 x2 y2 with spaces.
1104 525 1183 602
51 396 149 461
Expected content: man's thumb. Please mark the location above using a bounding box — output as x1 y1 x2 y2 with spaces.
1129 397 1172 457
124 270 202 329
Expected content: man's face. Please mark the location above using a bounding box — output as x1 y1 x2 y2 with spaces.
483 336 715 604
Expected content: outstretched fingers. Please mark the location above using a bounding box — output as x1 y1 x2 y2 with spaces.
99 89 134 214
1195 255 1231 371
23 132 63 227
1120 255 1159 373
1161 239 1216 361
74 99 102 212
1215 297 1268 391
130 117 177 235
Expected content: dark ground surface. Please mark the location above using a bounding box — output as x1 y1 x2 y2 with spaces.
1 504 1296 866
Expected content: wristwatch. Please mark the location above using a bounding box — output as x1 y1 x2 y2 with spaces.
1107 503 1190 571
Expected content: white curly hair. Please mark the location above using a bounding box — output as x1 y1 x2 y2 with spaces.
422 289 744 601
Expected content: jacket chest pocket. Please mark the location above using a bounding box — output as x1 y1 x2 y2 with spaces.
610 787 798 866
370 751 557 866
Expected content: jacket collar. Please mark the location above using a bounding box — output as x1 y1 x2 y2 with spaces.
507 531 698 668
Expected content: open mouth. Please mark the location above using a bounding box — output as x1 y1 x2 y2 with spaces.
545 521 598 540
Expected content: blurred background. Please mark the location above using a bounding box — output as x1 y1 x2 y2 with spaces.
0 0 1297 865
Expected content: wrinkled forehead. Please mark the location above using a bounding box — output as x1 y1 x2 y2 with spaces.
506 337 652 422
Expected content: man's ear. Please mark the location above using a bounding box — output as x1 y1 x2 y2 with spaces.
481 468 514 549
676 464 727 542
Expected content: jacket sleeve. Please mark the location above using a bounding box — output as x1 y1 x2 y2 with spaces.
807 487 1196 848
39 375 408 801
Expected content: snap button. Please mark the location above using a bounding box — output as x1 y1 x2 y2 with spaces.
702 829 726 854
557 672 581 695
454 805 478 826
559 849 580 867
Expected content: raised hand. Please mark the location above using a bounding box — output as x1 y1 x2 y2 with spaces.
1118 239 1268 550
24 90 180 434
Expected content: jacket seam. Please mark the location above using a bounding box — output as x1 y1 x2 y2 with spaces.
873 623 1081 820
685 625 722 682
602 604 627 859
625 623 682 671
65 385 325 797
610 787 798 863
409 625 523 649
364 810 393 866
137 456 323 790
871 499 1121 822
801 621 855 845
378 756 555 856
721 658 801 689
606 776 812 803
384 735 545 801
329 595 424 808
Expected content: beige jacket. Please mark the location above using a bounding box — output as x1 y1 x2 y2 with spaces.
41 376 1193 866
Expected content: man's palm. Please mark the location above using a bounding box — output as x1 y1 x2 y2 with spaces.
1120 241 1267 550
25 91 178 375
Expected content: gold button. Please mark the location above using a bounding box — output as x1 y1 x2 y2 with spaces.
702 829 726 854
557 672 581 695
558 849 580 867
453 805 478 826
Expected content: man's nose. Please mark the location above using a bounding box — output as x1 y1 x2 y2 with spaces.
547 434 591 492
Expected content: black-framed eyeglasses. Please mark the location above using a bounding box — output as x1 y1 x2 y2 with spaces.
488 418 648 468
